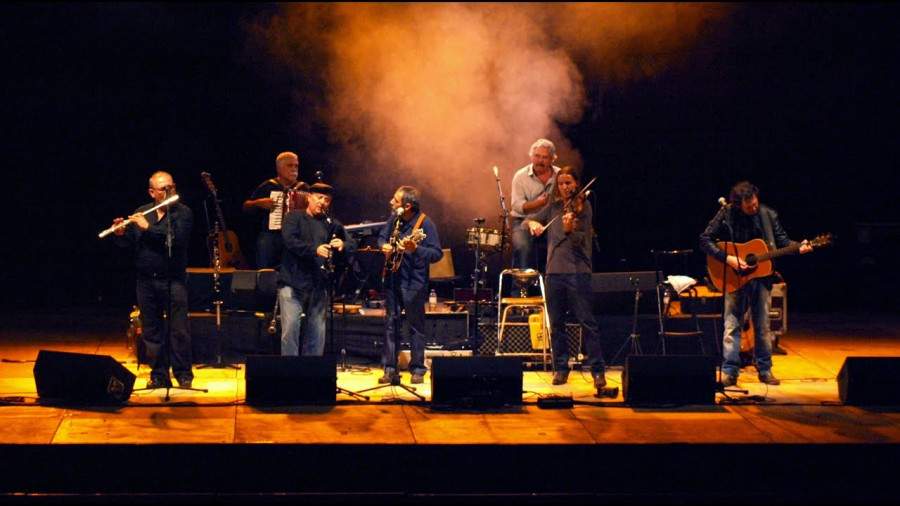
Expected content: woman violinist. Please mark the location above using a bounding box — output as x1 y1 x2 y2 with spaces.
522 166 607 389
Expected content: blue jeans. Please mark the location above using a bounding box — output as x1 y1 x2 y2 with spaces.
382 283 428 376
136 277 193 382
279 283 327 356
722 279 774 377
545 273 605 375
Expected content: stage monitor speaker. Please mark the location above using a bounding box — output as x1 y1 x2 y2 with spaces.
431 356 523 409
623 355 716 405
245 354 336 406
33 350 136 404
837 357 900 405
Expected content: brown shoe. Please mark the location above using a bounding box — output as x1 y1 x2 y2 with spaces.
759 372 781 385
552 371 569 385
378 372 398 384
722 374 737 388
410 373 424 384
593 373 607 389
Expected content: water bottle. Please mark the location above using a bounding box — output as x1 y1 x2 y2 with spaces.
429 289 437 311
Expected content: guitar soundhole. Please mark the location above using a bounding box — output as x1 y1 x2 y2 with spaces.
745 254 758 267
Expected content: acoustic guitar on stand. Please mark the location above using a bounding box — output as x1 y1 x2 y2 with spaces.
707 233 833 293
200 172 249 269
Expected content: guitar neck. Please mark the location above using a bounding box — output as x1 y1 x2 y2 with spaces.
755 242 801 262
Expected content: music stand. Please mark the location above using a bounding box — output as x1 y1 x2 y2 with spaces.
610 275 643 366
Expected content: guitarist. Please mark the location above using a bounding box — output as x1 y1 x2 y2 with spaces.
376 185 443 385
242 151 310 269
699 181 812 388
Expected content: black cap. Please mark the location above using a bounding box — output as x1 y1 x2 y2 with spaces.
309 182 334 195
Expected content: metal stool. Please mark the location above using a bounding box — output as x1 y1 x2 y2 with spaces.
496 268 551 370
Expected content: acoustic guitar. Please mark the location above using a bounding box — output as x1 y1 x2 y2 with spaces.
707 233 832 293
200 172 249 269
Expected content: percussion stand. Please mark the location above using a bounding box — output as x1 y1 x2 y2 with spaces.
468 218 488 352
133 191 207 400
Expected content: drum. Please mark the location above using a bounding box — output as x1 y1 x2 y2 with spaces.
466 227 503 251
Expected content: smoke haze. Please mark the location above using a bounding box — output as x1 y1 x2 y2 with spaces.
249 2 732 243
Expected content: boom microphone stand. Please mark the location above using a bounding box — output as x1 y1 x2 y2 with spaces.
359 213 425 401
133 189 207 400
715 199 748 398
322 213 369 400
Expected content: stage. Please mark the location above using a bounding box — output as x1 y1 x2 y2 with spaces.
1 308 899 504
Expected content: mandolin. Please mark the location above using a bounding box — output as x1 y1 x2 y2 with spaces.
384 228 426 275
200 172 249 269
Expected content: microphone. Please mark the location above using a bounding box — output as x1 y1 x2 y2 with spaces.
315 170 324 182
395 207 405 216
493 166 499 180
718 197 727 207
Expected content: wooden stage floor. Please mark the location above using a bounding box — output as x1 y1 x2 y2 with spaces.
1 308 899 504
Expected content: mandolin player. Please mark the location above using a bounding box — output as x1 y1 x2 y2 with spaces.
375 186 443 386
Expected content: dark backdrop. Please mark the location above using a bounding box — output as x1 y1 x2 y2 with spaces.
2 3 897 316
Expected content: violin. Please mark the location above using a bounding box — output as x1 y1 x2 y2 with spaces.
565 191 588 215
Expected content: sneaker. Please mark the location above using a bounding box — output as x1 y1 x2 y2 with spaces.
722 374 737 388
552 371 569 385
177 376 193 388
759 372 781 385
378 372 398 384
410 373 425 384
592 373 607 389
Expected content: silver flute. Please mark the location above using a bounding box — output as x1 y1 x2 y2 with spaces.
98 195 180 238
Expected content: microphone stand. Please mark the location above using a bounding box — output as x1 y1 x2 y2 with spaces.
360 212 425 401
494 166 512 271
715 202 748 398
133 191 207 400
